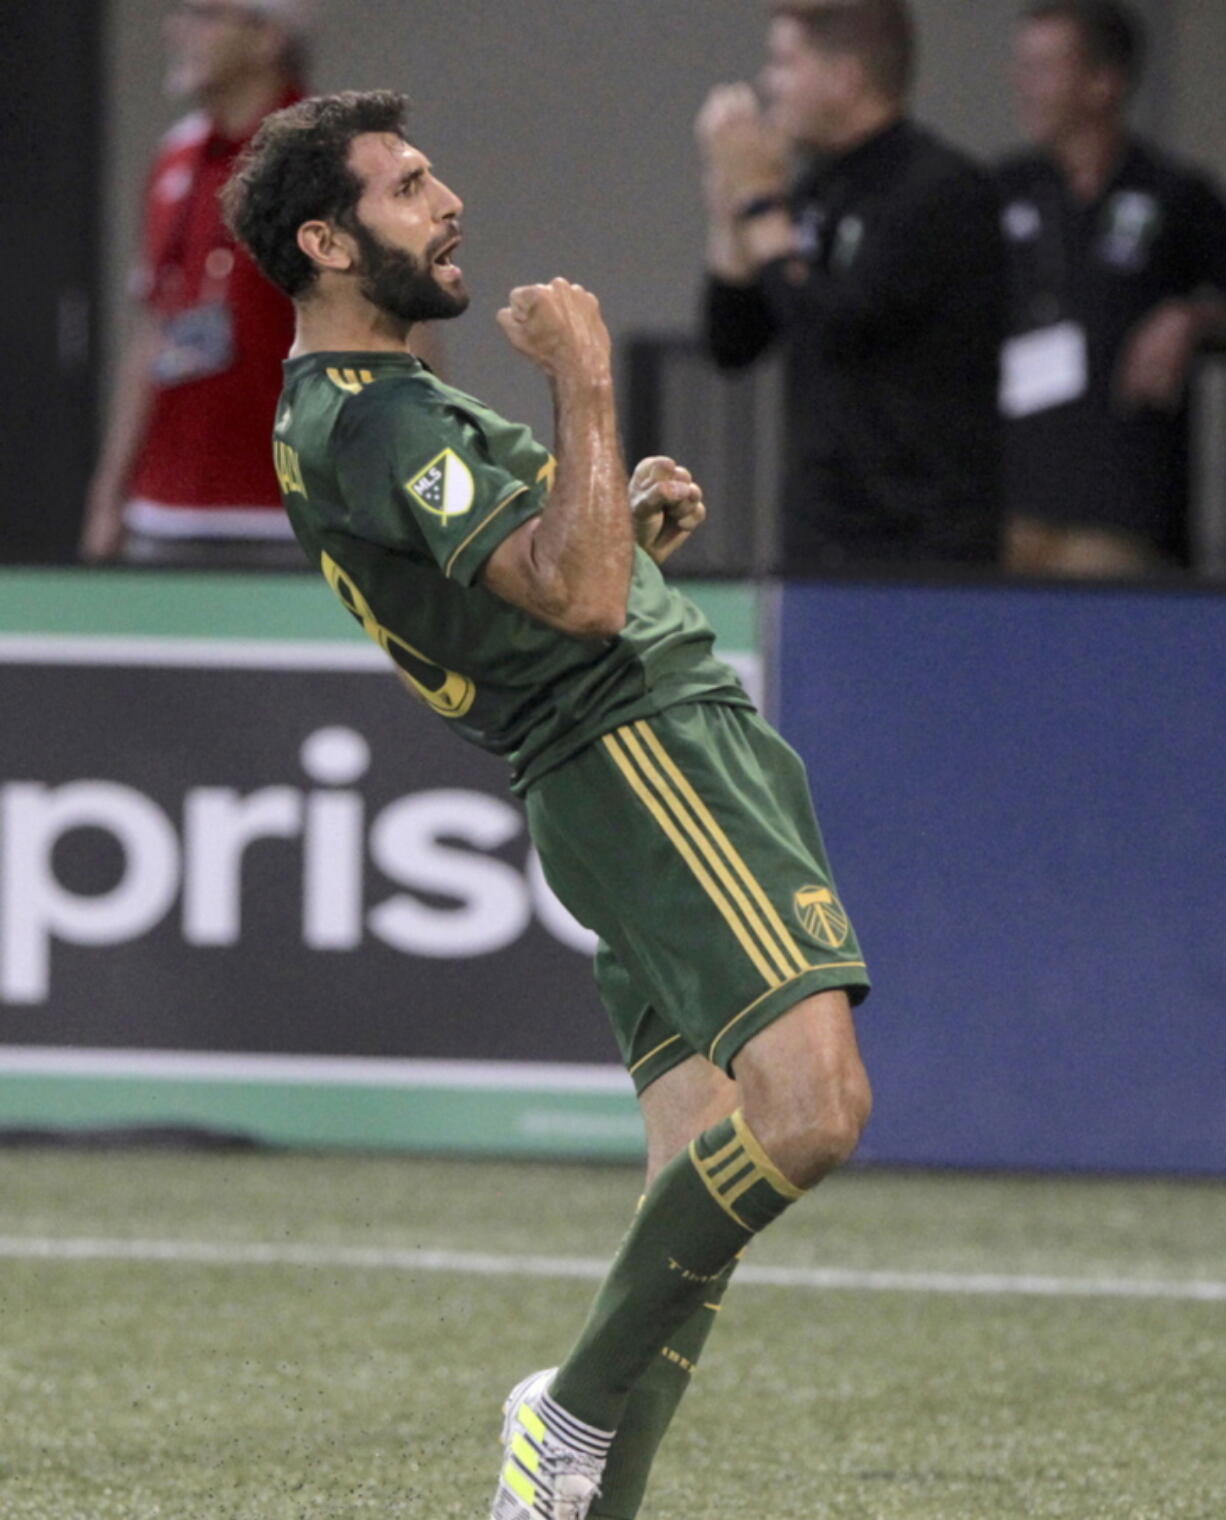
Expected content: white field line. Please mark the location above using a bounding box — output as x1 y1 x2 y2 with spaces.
0 1236 1223 1303
0 1046 634 1094
0 635 387 671
0 639 762 703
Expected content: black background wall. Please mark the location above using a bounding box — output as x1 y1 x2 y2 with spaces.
1 3 101 563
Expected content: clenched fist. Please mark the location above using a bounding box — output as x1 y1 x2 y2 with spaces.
497 277 612 382
630 456 707 566
695 83 789 217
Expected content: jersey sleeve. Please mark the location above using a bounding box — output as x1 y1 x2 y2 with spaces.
332 381 547 586
704 276 779 370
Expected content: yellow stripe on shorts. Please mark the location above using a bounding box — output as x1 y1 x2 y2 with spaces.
632 720 811 976
602 723 809 991
603 730 780 987
617 726 800 982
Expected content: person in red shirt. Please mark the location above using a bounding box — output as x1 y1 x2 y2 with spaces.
82 0 313 566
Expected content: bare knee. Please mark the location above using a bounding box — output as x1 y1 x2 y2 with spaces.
733 992 872 1191
751 1064 871 1188
807 1062 872 1175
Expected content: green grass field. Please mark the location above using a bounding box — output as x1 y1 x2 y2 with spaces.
1 1150 1223 1519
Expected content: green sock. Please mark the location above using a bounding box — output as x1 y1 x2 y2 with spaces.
550 1109 802 1433
589 1255 738 1520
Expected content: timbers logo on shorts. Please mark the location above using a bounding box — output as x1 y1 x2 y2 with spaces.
793 885 851 950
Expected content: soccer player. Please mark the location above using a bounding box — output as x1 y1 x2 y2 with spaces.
223 91 872 1520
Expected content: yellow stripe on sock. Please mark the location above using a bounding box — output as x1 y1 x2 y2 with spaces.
732 1108 806 1202
716 1164 768 1213
700 1132 746 1176
603 732 781 989
617 725 798 983
708 1149 751 1184
661 1345 697 1374
714 1159 757 1197
688 1138 750 1228
634 720 812 976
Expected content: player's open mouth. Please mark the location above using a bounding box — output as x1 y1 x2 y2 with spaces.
432 238 463 280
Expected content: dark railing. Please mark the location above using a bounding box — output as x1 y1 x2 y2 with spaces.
1192 340 1226 577
621 334 781 578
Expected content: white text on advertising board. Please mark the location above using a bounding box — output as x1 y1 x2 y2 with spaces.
0 726 596 1005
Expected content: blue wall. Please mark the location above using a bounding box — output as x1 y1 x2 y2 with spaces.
778 580 1226 1174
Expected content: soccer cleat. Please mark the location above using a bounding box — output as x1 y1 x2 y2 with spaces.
490 1367 612 1520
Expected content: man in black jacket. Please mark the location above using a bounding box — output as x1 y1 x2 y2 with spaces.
1000 0 1226 575
697 0 1004 572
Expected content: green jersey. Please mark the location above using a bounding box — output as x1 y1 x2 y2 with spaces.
274 350 749 791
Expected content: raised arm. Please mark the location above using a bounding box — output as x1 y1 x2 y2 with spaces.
481 278 633 638
696 84 790 370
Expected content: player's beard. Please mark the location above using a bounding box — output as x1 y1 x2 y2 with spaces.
350 219 470 325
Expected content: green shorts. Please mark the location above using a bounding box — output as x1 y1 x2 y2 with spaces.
525 701 870 1096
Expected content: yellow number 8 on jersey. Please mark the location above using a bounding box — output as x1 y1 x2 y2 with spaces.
321 551 477 720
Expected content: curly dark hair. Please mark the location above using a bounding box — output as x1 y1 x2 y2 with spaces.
221 90 411 298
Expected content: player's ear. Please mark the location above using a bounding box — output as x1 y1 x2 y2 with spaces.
298 220 357 275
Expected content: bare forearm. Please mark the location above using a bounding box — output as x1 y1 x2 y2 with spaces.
93 313 160 489
707 205 795 289
528 371 633 634
696 84 791 285
738 206 796 269
81 312 160 558
486 279 634 637
706 215 758 285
